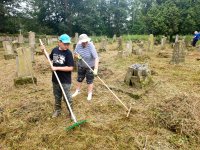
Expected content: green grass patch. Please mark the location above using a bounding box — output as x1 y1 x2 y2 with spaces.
122 34 149 41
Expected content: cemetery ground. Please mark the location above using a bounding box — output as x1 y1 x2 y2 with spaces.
0 42 200 149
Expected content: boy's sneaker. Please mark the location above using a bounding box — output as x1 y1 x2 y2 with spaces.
72 90 80 98
52 110 61 118
87 93 92 101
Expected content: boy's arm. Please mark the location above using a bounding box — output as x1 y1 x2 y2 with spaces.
51 66 73 71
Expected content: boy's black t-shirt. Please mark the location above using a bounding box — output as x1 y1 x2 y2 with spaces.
49 47 74 84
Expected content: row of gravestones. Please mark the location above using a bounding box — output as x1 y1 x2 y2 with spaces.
1 32 37 86
1 32 60 59
4 32 81 86
117 35 154 57
98 34 155 56
96 33 188 66
2 31 36 60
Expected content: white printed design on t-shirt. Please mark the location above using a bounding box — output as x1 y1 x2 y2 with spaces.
53 54 65 64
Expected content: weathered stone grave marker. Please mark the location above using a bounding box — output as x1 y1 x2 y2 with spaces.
148 34 154 51
161 36 167 50
124 64 152 88
170 40 186 64
123 40 132 56
29 31 36 61
14 47 37 86
132 41 143 55
3 41 15 60
75 33 79 44
112 34 116 43
99 38 107 52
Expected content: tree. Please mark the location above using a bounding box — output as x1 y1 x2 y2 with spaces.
146 1 180 40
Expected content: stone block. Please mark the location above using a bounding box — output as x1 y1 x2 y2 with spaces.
14 76 37 86
4 54 15 60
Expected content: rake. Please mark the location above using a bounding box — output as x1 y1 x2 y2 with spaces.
75 52 132 117
39 39 86 130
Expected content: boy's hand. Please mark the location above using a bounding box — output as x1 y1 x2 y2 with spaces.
51 66 57 71
77 54 82 60
40 45 45 53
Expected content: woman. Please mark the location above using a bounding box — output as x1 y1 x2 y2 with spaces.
72 34 99 101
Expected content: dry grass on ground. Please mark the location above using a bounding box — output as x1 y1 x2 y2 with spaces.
0 42 200 149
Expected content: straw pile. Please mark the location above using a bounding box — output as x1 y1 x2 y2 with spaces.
150 94 200 143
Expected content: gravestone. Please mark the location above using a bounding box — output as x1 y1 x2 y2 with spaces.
29 31 36 61
148 34 154 51
14 47 37 86
29 31 35 48
175 35 179 43
161 36 167 50
124 64 152 88
132 42 143 55
124 41 132 56
73 33 78 57
3 41 15 60
170 40 186 64
12 41 21 53
73 44 78 72
117 36 125 57
18 29 24 44
113 34 117 43
50 37 58 43
46 36 53 45
99 38 107 52
18 34 24 44
75 33 79 44
135 48 143 55
0 42 4 59
117 36 123 51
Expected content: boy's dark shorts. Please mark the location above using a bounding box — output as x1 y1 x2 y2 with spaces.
77 66 94 84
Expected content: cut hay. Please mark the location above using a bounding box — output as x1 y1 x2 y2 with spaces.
150 94 200 143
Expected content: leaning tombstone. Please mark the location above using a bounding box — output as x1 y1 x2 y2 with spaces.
124 64 152 88
148 34 154 51
3 41 15 60
14 47 37 86
170 40 186 64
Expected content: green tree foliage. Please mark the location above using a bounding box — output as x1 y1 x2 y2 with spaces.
146 1 180 37
0 0 200 37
